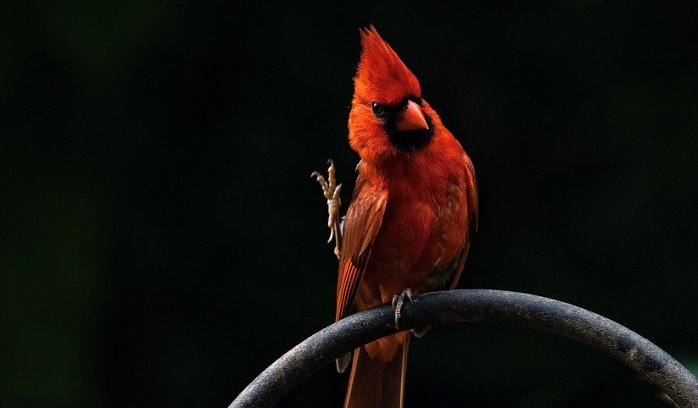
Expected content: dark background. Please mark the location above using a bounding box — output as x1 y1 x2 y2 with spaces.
2 1 696 407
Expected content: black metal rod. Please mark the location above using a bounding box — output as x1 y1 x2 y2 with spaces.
230 289 698 407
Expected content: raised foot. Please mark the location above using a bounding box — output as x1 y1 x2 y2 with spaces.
391 288 413 330
311 159 342 257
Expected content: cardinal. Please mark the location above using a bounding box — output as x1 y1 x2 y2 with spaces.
312 26 478 408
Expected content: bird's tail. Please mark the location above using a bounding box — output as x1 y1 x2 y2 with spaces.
344 331 411 408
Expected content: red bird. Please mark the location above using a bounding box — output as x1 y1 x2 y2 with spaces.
313 26 477 408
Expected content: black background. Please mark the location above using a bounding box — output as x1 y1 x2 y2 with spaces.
2 1 696 407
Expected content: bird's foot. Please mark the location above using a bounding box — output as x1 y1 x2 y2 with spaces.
311 159 342 258
391 288 413 330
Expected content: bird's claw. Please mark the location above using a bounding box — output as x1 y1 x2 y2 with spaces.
311 159 342 258
391 288 413 330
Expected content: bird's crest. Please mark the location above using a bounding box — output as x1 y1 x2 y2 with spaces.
354 26 421 105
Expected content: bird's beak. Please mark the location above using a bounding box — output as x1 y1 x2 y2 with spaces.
395 100 429 132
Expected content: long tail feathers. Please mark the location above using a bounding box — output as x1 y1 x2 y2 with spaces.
344 332 410 408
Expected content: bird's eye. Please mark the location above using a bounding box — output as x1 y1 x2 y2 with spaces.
371 102 386 118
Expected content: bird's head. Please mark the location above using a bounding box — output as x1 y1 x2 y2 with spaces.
348 26 439 162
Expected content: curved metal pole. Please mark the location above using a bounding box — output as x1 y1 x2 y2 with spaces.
230 289 698 407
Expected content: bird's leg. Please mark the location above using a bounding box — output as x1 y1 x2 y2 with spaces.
311 159 343 258
391 288 413 330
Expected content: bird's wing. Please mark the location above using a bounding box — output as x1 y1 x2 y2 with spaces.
449 155 479 289
335 172 388 322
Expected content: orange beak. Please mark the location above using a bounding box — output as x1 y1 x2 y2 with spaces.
395 100 429 132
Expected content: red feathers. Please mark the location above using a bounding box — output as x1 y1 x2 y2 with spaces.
353 26 421 106
333 26 478 408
